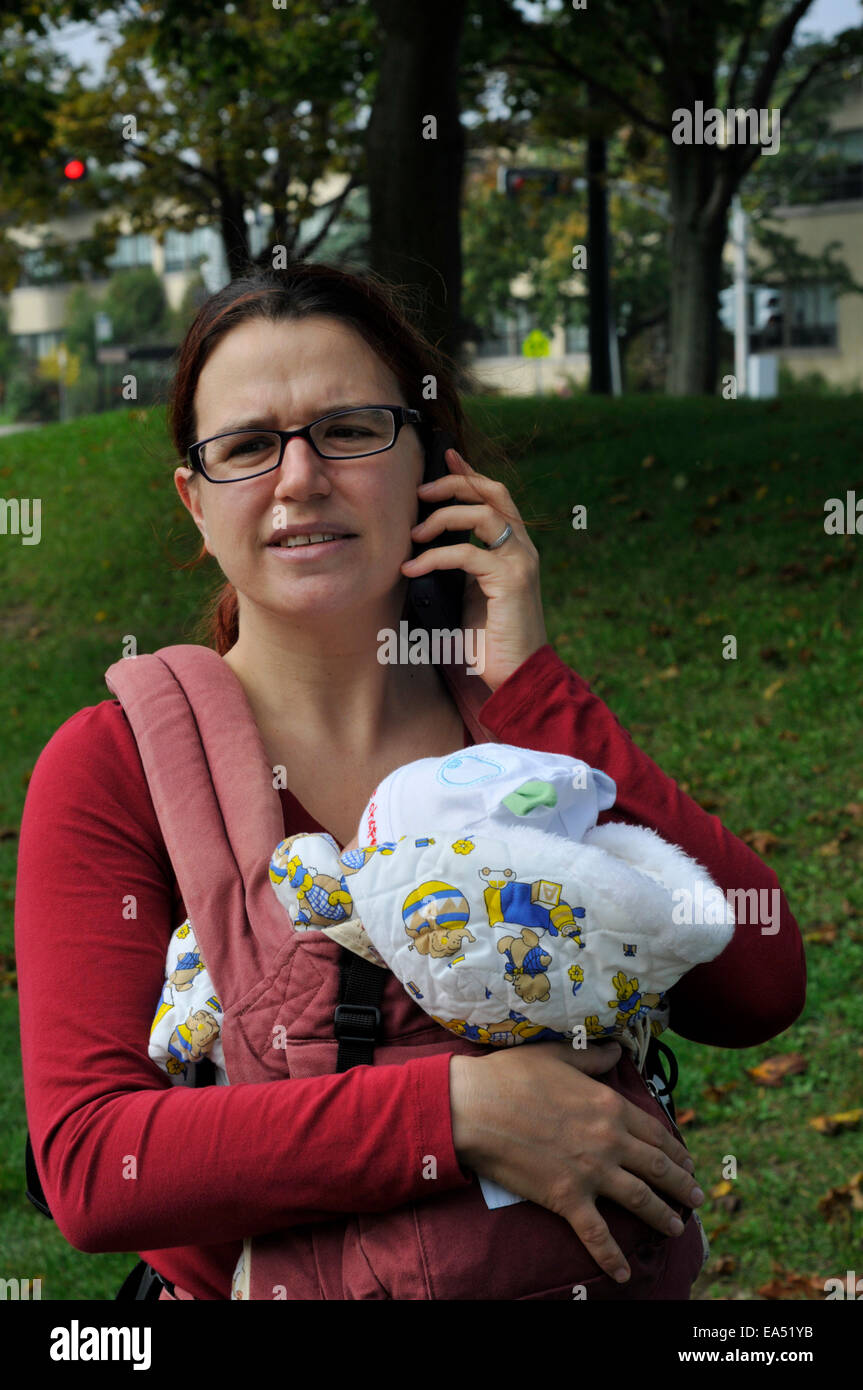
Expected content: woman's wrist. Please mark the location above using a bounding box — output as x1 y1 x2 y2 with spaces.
449 1054 482 1170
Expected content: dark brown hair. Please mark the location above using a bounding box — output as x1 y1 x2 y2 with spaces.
168 261 527 654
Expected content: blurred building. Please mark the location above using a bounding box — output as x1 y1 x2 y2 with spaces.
5 209 233 362
747 76 863 387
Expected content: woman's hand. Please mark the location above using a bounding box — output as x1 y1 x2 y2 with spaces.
401 448 548 693
449 1041 704 1285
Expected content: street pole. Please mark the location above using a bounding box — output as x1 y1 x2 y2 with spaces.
732 195 749 396
57 344 67 423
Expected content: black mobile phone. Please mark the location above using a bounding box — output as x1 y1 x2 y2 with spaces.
405 426 470 633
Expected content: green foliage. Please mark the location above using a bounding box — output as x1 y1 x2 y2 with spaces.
4 360 57 422
104 268 172 346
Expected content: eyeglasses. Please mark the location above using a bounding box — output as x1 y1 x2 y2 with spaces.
187 405 424 483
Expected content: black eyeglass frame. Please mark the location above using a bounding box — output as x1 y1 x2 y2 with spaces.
186 405 425 483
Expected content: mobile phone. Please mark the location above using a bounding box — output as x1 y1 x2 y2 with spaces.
406 427 470 633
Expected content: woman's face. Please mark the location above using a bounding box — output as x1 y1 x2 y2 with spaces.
174 314 425 629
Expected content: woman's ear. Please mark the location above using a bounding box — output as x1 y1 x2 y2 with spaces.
174 466 211 551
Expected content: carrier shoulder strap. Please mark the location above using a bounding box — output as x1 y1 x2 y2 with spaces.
104 645 289 1012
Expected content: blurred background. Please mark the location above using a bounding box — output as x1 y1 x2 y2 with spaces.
1 0 861 1302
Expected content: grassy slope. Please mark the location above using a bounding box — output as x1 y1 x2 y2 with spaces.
1 396 860 1300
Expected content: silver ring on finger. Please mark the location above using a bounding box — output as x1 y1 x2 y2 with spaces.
485 523 513 550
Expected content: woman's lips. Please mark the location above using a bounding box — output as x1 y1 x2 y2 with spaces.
267 535 355 559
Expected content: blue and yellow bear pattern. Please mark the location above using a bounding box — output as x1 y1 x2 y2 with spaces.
269 829 671 1052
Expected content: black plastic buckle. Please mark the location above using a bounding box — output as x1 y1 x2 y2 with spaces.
333 1003 382 1045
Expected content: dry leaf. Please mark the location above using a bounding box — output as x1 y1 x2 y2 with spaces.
703 1082 739 1102
713 1193 742 1214
804 923 838 945
763 678 785 701
747 1053 807 1086
777 730 800 742
817 1172 863 1222
758 1266 827 1300
658 665 680 680
740 829 781 856
818 839 841 858
809 1109 862 1136
707 1222 730 1241
676 1107 696 1126
710 1179 734 1199
708 1255 737 1277
842 803 863 822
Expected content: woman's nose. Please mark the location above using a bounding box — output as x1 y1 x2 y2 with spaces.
272 437 332 497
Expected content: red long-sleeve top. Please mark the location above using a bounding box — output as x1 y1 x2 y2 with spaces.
15 642 806 1299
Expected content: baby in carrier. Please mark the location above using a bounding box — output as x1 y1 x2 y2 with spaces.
149 742 731 1293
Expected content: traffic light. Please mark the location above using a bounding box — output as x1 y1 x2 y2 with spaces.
498 167 567 198
63 158 87 181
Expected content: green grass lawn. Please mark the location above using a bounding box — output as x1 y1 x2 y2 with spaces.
1 394 861 1301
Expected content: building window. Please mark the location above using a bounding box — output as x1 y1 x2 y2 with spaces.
15 332 62 359
163 226 213 272
16 247 67 287
564 321 588 353
474 302 536 357
806 128 863 202
751 283 838 350
106 234 153 270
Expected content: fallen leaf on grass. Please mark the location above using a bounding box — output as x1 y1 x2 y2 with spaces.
809 1109 862 1136
746 1053 807 1086
707 1222 730 1241
763 677 785 700
707 1255 737 1277
758 1266 828 1300
804 923 838 945
713 1193 742 1215
779 562 809 582
777 729 799 742
740 830 781 856
657 665 680 680
675 1107 696 1126
710 1180 735 1199
842 802 863 822
702 1082 739 1102
817 1173 863 1223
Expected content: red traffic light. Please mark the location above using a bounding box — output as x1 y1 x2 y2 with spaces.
64 158 86 180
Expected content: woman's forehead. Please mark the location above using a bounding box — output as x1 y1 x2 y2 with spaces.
195 315 400 416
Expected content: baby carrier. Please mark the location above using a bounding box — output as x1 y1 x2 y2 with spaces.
26 644 702 1300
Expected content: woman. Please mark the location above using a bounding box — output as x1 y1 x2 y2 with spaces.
15 262 805 1300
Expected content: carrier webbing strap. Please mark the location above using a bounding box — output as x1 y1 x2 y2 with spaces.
335 948 387 1071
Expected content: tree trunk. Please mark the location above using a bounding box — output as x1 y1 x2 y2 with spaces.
587 133 613 394
216 170 251 280
665 191 728 395
365 0 467 360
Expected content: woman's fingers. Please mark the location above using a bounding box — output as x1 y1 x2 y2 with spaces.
560 1201 633 1285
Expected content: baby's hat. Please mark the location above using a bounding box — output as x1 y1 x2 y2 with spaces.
357 742 617 847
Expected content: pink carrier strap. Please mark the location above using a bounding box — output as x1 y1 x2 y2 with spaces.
104 643 495 1078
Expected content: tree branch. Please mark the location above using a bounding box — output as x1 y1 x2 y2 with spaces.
726 0 767 110
497 42 666 136
297 173 360 258
747 0 818 114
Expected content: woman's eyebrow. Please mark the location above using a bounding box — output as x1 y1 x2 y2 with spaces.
213 403 376 433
